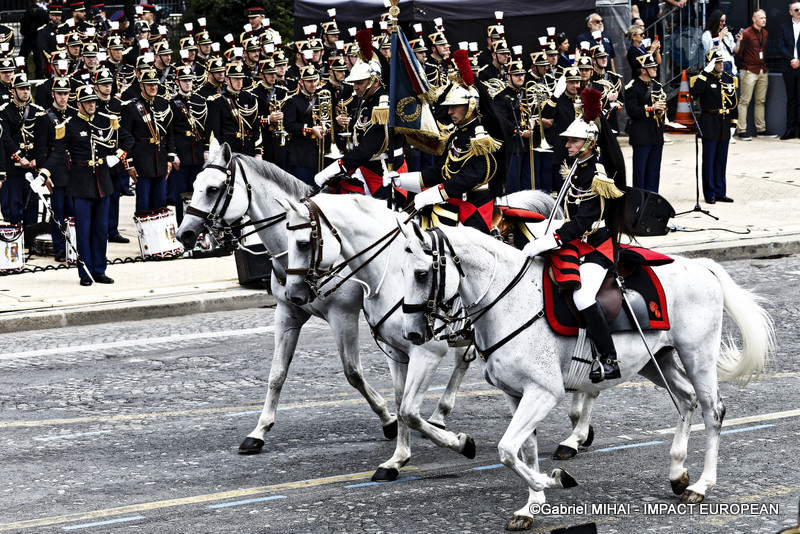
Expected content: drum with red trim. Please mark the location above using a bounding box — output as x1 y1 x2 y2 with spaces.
134 208 184 259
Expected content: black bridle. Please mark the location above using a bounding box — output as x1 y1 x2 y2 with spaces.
405 227 544 360
184 155 287 248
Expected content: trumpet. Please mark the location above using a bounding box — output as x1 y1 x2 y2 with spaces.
270 98 288 147
650 84 667 126
337 95 353 140
524 81 552 151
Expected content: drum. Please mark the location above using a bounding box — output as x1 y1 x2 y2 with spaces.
133 207 184 259
0 224 25 271
34 234 55 257
65 217 78 264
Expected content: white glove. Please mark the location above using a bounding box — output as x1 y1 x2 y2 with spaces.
704 61 716 73
383 170 399 188
106 154 120 168
26 172 46 194
522 233 559 258
314 159 343 187
395 171 423 193
526 219 563 240
414 185 444 210
553 75 567 98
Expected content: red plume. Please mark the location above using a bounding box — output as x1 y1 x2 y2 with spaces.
452 49 473 86
581 87 602 123
355 29 374 62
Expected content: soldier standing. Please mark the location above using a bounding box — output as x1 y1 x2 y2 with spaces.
36 85 134 285
33 77 73 261
479 39 511 82
153 41 177 94
121 68 176 212
541 67 583 193
37 2 63 73
196 57 225 99
495 59 533 193
282 64 323 184
624 53 666 193
252 58 288 168
205 63 260 158
168 65 207 224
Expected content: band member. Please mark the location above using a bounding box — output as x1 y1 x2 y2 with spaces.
196 57 225 99
320 9 340 69
496 59 533 193
692 49 738 204
0 58 14 106
390 52 501 233
624 53 666 192
253 58 288 167
57 1 94 38
477 22 504 68
590 44 624 133
242 37 262 81
479 39 511 82
541 67 583 193
178 36 206 85
168 65 207 224
37 85 134 285
320 55 354 154
33 77 73 261
37 2 64 71
121 68 176 212
1 73 44 227
283 64 323 185
35 51 71 110
523 88 626 383
244 7 268 40
314 55 404 199
153 40 177 93
205 62 260 157
424 30 450 89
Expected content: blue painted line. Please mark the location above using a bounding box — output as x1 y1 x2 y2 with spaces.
345 476 420 488
208 495 287 509
472 464 504 471
62 515 146 530
721 424 775 435
593 440 664 453
35 430 113 442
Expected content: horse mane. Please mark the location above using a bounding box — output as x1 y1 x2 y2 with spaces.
236 155 313 199
503 190 563 218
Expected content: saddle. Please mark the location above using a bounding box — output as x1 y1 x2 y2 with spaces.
543 245 673 336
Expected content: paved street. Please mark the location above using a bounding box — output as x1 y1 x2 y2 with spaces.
2 254 799 534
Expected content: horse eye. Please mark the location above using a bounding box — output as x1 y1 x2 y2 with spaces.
207 186 219 194
297 240 310 250
415 269 428 280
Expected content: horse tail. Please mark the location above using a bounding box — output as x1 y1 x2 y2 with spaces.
696 258 775 385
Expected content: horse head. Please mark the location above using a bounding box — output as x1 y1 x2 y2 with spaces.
399 221 462 346
277 196 343 306
176 138 249 249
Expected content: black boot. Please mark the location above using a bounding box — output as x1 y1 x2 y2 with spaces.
583 302 621 383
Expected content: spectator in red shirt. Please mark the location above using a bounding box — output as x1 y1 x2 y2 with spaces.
735 9 778 140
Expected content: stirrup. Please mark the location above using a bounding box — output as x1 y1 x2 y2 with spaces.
589 357 620 383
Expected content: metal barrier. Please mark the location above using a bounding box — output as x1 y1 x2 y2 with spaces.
647 4 706 99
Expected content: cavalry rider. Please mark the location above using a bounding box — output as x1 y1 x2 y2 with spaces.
313 40 404 199
523 88 628 383
389 50 501 233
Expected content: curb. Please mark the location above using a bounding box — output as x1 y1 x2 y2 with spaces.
0 289 276 334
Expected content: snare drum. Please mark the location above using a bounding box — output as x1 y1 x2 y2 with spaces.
134 207 184 259
65 217 78 264
0 224 25 271
34 234 55 257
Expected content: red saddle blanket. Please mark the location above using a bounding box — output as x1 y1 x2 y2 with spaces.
543 245 673 336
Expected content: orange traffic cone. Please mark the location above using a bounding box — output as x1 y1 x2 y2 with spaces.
670 70 695 133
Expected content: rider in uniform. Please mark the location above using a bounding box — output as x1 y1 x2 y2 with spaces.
523 88 627 383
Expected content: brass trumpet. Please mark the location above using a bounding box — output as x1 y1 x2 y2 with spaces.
525 81 552 151
270 98 288 147
650 83 667 126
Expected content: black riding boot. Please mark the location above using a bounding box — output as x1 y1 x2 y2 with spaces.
583 302 621 383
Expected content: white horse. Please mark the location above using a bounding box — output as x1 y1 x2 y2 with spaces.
278 192 599 481
176 140 403 458
399 221 774 531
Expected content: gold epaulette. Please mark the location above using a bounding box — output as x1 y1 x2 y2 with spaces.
591 164 623 199
371 105 388 125
468 132 501 156
696 73 707 82
99 112 120 130
55 119 68 140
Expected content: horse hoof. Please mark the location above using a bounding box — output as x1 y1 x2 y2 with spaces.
505 514 534 531
371 467 399 482
581 425 595 448
382 420 398 440
553 445 578 460
670 470 690 495
238 437 265 454
553 468 578 489
460 435 476 459
681 489 705 504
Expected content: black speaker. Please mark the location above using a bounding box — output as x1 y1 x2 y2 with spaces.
234 243 272 287
625 188 675 236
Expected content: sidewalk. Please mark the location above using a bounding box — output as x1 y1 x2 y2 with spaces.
2 133 799 333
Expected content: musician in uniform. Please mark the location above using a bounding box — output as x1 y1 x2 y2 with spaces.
0 73 44 227
544 38 562 78
35 50 71 110
390 62 501 234
320 11 340 70
479 39 511 82
541 67 582 194
253 58 288 168
57 1 94 38
37 2 63 71
314 56 404 199
37 85 134 285
424 31 450 90
590 44 623 134
205 63 260 158
477 23 504 68
320 56 354 155
121 68 176 212
245 7 268 41
496 59 533 193
33 77 73 261
196 57 225 99
168 65 207 224
0 58 14 106
527 51 556 194
691 49 738 204
153 40 177 94
523 88 627 383
283 64 324 185
624 53 666 193
242 37 262 81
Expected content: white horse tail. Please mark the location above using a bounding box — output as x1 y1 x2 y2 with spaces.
695 258 776 384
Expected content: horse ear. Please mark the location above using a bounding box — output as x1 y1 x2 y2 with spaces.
396 219 409 238
276 197 303 217
410 220 426 246
208 136 221 159
221 142 232 163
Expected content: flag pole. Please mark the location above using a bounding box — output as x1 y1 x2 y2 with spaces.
387 0 400 210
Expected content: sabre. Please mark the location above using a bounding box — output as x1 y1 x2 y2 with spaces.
615 274 684 421
544 157 579 234
25 172 95 284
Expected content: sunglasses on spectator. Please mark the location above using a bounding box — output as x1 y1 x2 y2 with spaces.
592 19 604 24
793 8 800 12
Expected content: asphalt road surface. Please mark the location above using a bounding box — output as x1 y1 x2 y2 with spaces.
2 254 799 534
